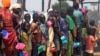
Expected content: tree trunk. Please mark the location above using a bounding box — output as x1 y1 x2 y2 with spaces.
17 0 27 11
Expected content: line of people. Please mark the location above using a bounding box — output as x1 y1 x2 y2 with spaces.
0 0 99 56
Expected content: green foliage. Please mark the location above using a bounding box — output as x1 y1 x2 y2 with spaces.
52 1 69 10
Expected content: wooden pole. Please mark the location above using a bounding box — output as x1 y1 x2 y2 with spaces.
98 0 100 12
47 0 51 12
42 0 44 12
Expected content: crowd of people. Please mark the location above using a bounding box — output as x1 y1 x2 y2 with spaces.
0 0 99 56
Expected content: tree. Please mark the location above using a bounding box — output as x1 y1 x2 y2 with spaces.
17 0 27 11
52 1 69 10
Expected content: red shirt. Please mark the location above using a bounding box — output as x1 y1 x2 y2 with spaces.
85 35 96 50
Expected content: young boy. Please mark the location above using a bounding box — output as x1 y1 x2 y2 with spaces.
85 20 98 56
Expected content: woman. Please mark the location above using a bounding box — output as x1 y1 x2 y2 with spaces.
0 0 17 56
46 17 55 56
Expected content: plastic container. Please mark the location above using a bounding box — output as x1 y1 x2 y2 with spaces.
1 30 8 36
38 45 44 53
73 42 80 47
47 20 52 27
15 43 25 50
50 47 56 53
60 35 67 44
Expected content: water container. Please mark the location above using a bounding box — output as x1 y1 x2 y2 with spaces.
50 47 56 53
1 30 8 36
60 35 67 44
74 42 80 47
38 45 44 53
62 40 67 44
47 20 52 27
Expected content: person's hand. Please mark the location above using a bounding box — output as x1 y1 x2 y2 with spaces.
18 20 22 25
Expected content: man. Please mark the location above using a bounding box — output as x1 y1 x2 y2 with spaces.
0 0 17 56
73 2 83 56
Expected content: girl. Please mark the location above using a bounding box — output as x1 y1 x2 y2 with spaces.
46 17 55 56
0 0 17 56
38 14 48 56
22 22 30 55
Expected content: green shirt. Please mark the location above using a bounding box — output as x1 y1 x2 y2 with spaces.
66 15 75 30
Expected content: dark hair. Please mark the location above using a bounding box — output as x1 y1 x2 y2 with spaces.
67 7 74 15
73 2 79 10
39 14 45 23
21 22 30 32
87 27 96 36
24 13 30 19
60 9 67 18
89 20 95 26
32 13 39 22
24 13 31 22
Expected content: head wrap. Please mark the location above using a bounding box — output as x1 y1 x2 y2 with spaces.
48 8 53 12
2 0 11 8
10 3 21 10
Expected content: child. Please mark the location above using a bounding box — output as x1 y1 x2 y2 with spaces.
39 14 48 56
22 22 30 55
30 13 42 56
85 20 98 56
24 13 31 23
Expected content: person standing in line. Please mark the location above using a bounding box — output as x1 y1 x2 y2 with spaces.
85 20 98 56
0 0 17 56
22 22 30 56
66 7 75 56
30 13 42 56
38 14 48 56
46 17 55 56
59 9 68 56
52 10 62 56
73 2 83 56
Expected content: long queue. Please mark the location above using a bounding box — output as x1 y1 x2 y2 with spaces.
0 0 99 56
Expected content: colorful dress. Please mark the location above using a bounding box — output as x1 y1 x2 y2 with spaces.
22 31 29 52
